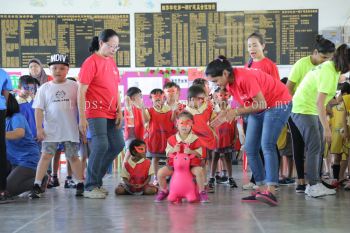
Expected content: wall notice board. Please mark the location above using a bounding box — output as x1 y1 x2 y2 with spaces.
0 14 130 68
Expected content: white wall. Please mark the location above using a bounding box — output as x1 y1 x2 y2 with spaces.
1 0 350 77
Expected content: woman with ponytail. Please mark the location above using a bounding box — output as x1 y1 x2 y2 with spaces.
206 55 292 206
286 35 335 193
78 29 125 199
291 44 350 198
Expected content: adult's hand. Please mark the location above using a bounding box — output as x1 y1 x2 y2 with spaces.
79 116 89 138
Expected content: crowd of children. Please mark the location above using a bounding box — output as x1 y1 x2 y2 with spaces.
1 30 350 207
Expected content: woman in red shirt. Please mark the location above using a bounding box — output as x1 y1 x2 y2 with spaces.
206 55 292 206
78 29 125 199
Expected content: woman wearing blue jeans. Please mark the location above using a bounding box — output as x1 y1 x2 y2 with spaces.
78 29 125 199
206 56 292 206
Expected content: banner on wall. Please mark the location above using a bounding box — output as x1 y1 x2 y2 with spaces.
7 72 22 89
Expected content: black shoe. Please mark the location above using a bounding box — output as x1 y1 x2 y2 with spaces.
76 183 84 196
295 184 306 193
0 191 15 204
29 184 43 199
256 191 278 207
64 179 77 189
241 191 260 202
229 178 238 188
208 178 215 193
218 176 228 184
47 176 60 189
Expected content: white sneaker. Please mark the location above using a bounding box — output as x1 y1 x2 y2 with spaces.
242 182 259 190
99 187 109 195
321 184 336 196
305 183 327 198
84 188 106 199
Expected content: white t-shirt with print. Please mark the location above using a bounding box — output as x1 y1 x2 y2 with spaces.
33 79 79 143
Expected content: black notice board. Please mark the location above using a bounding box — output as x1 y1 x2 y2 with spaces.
135 9 318 67
0 14 130 68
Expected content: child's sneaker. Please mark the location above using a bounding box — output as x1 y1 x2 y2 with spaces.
229 178 238 188
295 184 306 193
256 191 278 206
64 179 77 189
84 188 106 199
208 178 215 193
75 183 84 196
47 176 60 189
29 184 43 199
199 191 209 203
155 190 169 202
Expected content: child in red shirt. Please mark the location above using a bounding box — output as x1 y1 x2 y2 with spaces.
155 111 209 203
143 89 175 185
115 139 157 195
245 32 280 80
208 88 238 192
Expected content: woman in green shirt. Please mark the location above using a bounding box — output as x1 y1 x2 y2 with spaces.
287 35 335 193
291 44 350 198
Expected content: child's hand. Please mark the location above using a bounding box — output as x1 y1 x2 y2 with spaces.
36 128 46 142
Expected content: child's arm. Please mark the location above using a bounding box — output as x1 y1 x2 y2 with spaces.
141 106 150 123
137 175 152 188
35 108 45 141
6 128 25 140
122 177 135 187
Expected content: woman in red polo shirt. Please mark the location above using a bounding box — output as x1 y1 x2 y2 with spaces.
206 56 292 206
78 29 125 199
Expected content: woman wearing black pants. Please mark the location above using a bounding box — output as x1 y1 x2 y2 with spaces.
286 35 335 193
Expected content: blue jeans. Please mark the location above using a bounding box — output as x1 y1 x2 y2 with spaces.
85 118 125 191
245 103 292 186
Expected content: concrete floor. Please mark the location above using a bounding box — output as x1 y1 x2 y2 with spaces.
1 167 349 233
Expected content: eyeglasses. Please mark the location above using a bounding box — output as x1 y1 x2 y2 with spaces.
105 43 120 51
134 145 146 153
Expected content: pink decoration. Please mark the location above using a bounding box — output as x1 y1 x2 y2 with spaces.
168 150 199 203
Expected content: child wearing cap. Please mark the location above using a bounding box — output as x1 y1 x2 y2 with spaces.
28 54 84 198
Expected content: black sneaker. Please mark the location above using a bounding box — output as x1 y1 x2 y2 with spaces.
229 178 238 188
256 191 278 207
29 184 43 199
279 178 295 186
218 176 228 184
0 192 15 204
47 176 60 189
208 178 215 193
295 184 306 193
76 183 84 196
64 179 77 189
241 191 260 202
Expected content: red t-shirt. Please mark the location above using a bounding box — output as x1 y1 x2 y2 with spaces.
245 57 280 81
145 107 175 153
227 68 291 108
79 53 120 119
